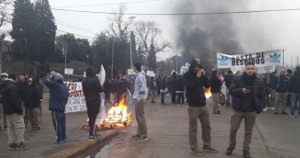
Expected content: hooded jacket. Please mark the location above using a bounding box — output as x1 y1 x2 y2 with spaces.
133 70 148 101
230 72 267 113
183 60 209 107
1 79 23 115
25 77 42 109
43 74 69 112
82 66 104 104
289 71 300 93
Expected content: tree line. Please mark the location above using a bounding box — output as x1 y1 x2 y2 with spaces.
0 0 170 77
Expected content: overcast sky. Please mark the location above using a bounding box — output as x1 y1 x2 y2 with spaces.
3 0 300 66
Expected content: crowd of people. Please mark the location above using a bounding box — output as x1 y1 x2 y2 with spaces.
0 60 299 158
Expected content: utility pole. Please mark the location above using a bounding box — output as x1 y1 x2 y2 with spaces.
297 56 299 66
0 39 3 73
130 31 133 68
111 39 115 80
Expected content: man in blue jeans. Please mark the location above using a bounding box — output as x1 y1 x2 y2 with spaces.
289 66 300 118
43 71 69 144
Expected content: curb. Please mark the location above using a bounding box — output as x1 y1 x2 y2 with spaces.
48 130 118 158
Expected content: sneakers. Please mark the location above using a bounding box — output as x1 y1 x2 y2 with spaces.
137 136 148 142
203 146 218 153
89 134 102 141
263 107 269 112
226 146 235 155
191 149 203 156
243 149 251 158
8 143 17 150
131 135 141 139
16 143 28 151
270 107 275 111
281 111 288 115
289 115 295 118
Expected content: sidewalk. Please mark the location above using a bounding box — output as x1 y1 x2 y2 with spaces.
0 92 117 158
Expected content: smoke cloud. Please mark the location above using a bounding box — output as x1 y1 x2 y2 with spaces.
172 0 248 72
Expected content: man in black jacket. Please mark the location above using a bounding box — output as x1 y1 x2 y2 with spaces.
82 66 104 141
226 62 266 158
210 69 222 114
2 74 28 150
183 59 217 156
289 66 300 118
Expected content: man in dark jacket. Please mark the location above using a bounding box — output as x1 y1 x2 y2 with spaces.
0 72 9 130
289 66 300 118
210 69 222 114
17 73 28 126
224 70 234 107
183 59 217 156
2 74 28 150
82 66 104 141
226 62 266 158
43 71 68 144
175 75 185 105
168 72 177 104
274 69 289 115
25 77 42 131
268 71 277 110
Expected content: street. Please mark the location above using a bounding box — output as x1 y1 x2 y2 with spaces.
82 96 300 158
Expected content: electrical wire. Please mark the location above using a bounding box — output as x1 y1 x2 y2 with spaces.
51 7 300 16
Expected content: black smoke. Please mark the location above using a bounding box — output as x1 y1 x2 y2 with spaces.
172 0 246 72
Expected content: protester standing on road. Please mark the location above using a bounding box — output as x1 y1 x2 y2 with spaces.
210 69 223 114
149 77 157 103
132 63 148 142
224 70 234 107
159 76 167 104
274 69 289 115
25 77 42 131
82 66 104 141
43 71 68 144
183 59 217 156
175 75 185 105
168 73 177 104
289 66 300 118
0 73 9 131
268 71 277 110
17 73 28 127
1 74 28 150
226 62 266 158
260 73 270 112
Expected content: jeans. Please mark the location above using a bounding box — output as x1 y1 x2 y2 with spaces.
51 111 67 142
226 88 231 107
290 93 300 116
160 90 165 104
86 101 100 137
177 93 184 104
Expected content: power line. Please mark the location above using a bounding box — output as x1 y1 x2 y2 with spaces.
51 7 300 16
57 29 94 39
54 0 160 8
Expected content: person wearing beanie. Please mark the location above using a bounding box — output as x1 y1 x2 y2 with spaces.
82 66 104 141
43 71 69 144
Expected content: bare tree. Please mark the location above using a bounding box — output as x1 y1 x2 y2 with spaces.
134 20 170 58
0 0 12 39
106 5 134 42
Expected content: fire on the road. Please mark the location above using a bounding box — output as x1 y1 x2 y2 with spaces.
83 94 131 130
205 87 212 99
98 94 131 129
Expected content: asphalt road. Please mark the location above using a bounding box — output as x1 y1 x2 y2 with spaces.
83 97 298 158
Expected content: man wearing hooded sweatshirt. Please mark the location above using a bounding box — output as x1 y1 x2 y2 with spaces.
2 74 28 150
183 59 217 156
132 63 148 142
226 62 266 158
82 66 104 141
43 71 68 144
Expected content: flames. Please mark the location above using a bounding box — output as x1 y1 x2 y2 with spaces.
82 94 131 130
98 94 131 129
205 87 212 99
